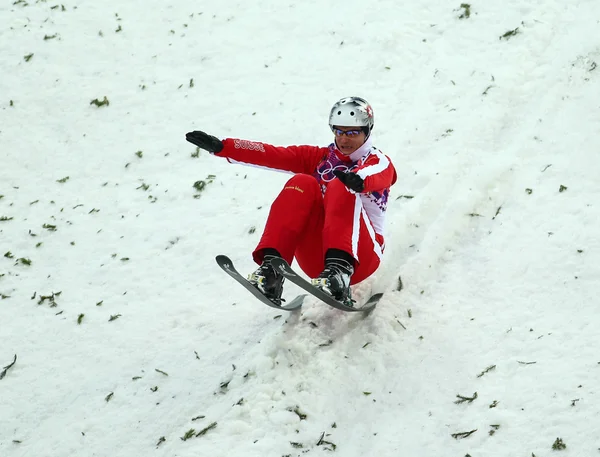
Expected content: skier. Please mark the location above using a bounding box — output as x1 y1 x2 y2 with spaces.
186 97 396 306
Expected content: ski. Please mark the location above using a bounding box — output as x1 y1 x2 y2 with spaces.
216 255 306 311
270 258 382 313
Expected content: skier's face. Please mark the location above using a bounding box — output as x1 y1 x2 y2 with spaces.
333 126 366 155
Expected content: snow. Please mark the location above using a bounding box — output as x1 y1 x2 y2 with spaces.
1 1 599 456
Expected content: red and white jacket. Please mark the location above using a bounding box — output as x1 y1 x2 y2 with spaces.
215 136 397 246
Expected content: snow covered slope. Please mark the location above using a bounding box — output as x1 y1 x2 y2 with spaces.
1 1 599 456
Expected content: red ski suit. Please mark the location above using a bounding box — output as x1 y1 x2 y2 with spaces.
215 136 397 284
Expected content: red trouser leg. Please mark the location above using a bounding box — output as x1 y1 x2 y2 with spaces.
253 174 324 265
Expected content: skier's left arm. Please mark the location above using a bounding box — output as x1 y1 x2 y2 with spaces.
334 150 397 193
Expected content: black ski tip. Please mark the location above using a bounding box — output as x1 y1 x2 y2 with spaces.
367 293 384 302
270 257 290 274
216 254 230 263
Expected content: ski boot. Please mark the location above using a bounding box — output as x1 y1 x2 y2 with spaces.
312 257 355 306
248 255 285 304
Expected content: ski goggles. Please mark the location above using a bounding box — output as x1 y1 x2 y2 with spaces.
333 128 364 137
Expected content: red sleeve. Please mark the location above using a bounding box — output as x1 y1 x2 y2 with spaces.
354 149 397 192
215 138 328 175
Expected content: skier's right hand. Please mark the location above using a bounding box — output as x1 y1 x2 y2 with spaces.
186 130 224 154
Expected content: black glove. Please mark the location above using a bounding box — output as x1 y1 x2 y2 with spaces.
185 130 224 154
333 170 365 192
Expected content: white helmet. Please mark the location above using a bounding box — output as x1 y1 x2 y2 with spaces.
328 97 374 134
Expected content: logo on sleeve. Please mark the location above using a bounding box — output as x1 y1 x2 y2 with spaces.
233 139 265 152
